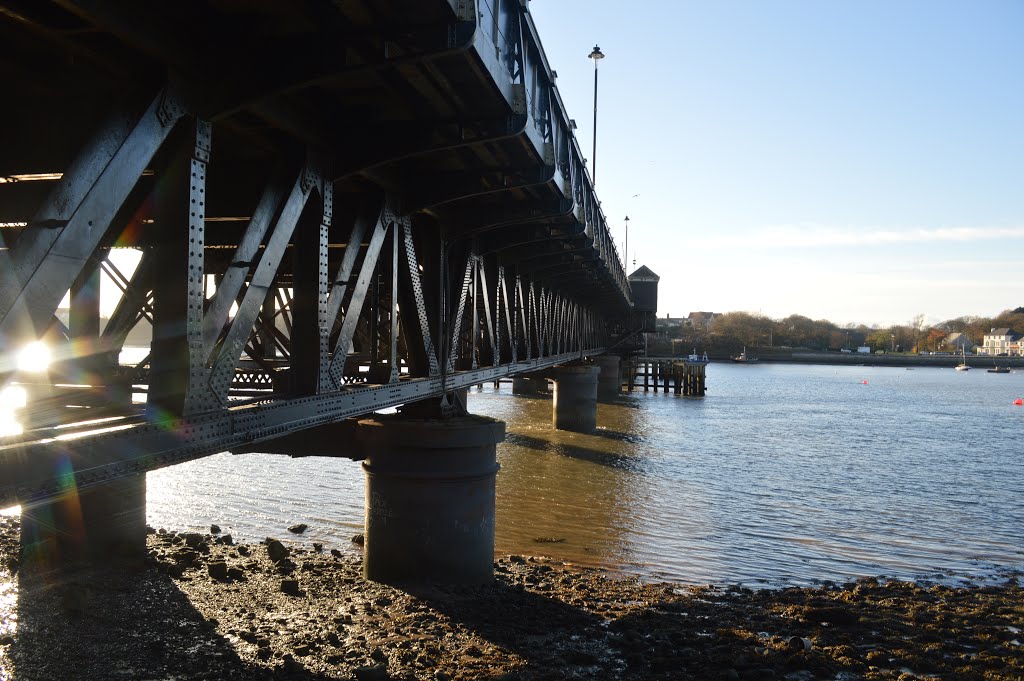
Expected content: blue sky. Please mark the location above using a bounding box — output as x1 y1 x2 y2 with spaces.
529 0 1024 327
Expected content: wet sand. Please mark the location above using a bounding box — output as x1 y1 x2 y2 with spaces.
0 518 1021 680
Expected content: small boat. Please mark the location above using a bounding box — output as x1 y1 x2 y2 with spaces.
987 365 1011 374
732 346 758 363
954 346 969 372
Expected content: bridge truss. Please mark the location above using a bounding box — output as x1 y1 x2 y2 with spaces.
0 0 632 505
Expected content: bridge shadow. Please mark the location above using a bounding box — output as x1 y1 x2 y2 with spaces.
504 432 644 472
402 574 617 678
4 563 329 680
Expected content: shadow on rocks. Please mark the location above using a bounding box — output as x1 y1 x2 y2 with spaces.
7 562 334 681
401 573 620 679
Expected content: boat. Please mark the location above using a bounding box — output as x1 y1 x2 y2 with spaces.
732 346 758 363
987 365 1011 374
954 346 970 372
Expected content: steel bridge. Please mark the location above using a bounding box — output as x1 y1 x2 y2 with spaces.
0 0 633 510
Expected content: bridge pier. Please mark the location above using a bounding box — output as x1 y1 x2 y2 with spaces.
552 365 600 433
594 354 621 400
356 414 504 584
512 376 549 395
20 473 147 571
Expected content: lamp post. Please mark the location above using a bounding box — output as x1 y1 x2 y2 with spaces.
891 333 895 353
588 44 604 185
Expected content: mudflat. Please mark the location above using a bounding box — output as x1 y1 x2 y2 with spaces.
1 520 1021 680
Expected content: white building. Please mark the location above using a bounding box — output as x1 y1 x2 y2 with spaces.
980 328 1019 356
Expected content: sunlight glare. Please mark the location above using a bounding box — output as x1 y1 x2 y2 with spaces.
16 342 50 373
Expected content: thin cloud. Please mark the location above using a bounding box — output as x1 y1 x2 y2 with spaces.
703 225 1024 249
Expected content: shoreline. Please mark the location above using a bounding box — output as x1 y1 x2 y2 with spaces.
703 351 1024 369
1 520 1021 680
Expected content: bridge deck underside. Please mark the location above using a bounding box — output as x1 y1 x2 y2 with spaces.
0 0 633 505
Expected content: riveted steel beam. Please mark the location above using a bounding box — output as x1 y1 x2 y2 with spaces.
0 89 185 342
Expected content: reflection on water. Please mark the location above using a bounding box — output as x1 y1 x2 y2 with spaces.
144 364 1024 586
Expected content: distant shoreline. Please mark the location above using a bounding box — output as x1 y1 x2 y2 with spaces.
697 351 1024 369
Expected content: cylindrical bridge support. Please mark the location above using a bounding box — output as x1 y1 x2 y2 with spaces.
552 364 600 433
21 473 147 571
593 354 621 400
356 414 505 584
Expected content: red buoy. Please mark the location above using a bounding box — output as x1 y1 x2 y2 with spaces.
1014 398 1023 406
862 380 868 385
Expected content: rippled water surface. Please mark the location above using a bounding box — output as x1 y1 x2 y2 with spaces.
148 363 1024 586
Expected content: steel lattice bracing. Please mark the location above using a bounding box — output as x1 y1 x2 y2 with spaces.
0 0 633 506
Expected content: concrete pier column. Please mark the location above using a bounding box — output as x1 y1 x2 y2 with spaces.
594 354 621 400
552 365 599 432
21 473 147 570
356 414 505 584
512 376 549 395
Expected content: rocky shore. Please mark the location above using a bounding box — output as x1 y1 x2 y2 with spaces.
1 518 1021 680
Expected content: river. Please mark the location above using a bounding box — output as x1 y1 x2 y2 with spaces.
145 363 1024 587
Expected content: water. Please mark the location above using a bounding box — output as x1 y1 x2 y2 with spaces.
146 363 1024 587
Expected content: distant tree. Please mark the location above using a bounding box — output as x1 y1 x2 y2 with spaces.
910 314 926 352
924 328 946 352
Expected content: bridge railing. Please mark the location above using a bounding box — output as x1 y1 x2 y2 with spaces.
470 0 631 303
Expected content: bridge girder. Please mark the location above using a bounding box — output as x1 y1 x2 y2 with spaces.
0 0 636 506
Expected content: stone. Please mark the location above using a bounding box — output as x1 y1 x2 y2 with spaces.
210 524 221 534
227 567 246 581
266 538 290 563
207 560 228 580
330 549 342 558
288 523 308 534
352 533 365 546
281 578 300 596
312 542 323 552
354 664 390 681
183 532 204 548
218 534 234 546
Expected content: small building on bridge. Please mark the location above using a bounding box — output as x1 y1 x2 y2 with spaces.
628 266 659 333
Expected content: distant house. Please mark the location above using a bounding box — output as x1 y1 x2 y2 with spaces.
687 311 717 331
980 328 1020 356
943 332 973 352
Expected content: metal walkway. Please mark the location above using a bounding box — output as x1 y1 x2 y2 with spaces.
0 0 632 506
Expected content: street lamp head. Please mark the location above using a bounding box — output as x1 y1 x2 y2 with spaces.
588 45 605 61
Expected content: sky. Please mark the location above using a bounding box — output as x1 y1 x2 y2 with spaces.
528 0 1024 327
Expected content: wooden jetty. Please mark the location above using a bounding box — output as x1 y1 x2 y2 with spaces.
624 354 708 396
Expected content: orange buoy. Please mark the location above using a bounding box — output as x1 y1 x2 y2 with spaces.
1014 398 1023 406
862 380 868 385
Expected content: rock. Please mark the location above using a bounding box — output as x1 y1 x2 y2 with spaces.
330 548 342 558
288 523 308 534
293 643 311 656
183 532 204 548
282 654 304 673
227 567 246 581
266 538 290 563
281 578 301 596
237 545 250 557
210 524 221 534
786 636 812 652
354 664 389 681
218 534 234 546
312 542 323 552
352 534 365 546
207 560 228 580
